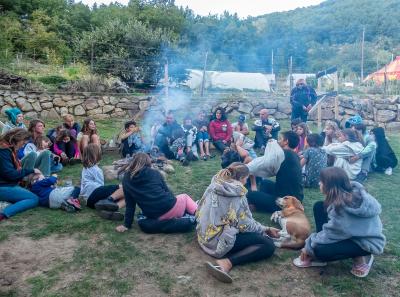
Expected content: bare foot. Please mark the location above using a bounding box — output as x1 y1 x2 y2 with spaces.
215 258 233 273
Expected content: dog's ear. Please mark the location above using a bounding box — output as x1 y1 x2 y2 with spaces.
290 196 304 211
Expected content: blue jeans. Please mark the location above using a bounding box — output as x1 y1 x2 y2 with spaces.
0 186 39 218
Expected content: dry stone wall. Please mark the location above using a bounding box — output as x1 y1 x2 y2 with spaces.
208 94 400 131
0 90 152 120
0 90 399 131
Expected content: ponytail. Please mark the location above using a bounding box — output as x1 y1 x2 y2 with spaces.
216 162 249 181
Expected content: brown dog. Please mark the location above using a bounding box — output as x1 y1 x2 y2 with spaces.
270 196 311 249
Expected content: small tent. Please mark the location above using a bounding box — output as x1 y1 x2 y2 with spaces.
365 56 400 84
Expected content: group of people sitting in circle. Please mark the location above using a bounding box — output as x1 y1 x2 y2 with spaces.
0 104 396 283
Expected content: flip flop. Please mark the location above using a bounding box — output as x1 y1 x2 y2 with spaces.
293 257 327 268
205 262 233 283
351 255 374 278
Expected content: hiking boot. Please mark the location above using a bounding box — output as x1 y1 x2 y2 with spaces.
355 171 368 183
98 210 124 221
95 198 118 212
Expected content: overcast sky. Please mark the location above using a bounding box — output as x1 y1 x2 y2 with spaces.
80 0 324 18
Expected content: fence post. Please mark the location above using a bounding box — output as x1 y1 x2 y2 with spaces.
200 51 208 97
289 56 293 91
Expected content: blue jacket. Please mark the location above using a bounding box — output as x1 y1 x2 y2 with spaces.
0 148 34 187
31 176 57 207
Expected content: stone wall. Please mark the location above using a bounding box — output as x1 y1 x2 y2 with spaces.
208 95 400 131
0 90 152 120
0 89 399 131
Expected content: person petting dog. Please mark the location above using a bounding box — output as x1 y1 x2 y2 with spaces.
196 162 279 283
293 167 385 278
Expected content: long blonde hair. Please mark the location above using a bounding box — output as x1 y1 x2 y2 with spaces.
127 152 152 178
82 143 102 168
215 162 249 181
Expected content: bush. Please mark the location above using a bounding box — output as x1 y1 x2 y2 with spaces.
37 75 68 85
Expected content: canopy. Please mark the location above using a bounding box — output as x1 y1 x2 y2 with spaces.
365 56 400 83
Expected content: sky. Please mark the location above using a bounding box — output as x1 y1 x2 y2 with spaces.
80 0 325 18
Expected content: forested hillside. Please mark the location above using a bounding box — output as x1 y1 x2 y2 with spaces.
0 0 399 85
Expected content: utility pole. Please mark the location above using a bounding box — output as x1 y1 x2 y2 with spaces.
271 49 274 75
361 27 365 82
200 51 208 97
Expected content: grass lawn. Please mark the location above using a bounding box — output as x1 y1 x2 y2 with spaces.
0 119 399 297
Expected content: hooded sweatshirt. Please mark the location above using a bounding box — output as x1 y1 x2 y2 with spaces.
209 119 232 142
196 175 267 258
372 127 398 169
323 141 364 180
305 182 386 258
122 166 176 228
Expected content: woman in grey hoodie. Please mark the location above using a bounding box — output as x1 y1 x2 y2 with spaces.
196 162 279 283
293 167 386 278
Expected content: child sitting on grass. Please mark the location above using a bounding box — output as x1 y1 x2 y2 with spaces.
53 129 80 166
116 153 197 233
293 167 385 278
120 120 144 158
81 143 126 221
300 133 327 188
30 173 81 212
295 122 310 154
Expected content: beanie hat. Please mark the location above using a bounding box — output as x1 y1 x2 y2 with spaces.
5 108 22 125
345 115 362 128
238 114 246 122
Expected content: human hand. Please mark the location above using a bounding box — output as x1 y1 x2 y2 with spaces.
60 152 67 159
306 104 312 112
33 168 42 175
349 155 360 163
115 225 128 233
264 125 272 132
266 227 280 238
300 248 311 262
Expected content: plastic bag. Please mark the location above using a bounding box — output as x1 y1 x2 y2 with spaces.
246 139 284 178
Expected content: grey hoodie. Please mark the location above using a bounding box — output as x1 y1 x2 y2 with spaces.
196 175 267 258
305 182 386 258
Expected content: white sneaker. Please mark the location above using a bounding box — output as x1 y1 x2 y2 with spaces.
385 167 392 175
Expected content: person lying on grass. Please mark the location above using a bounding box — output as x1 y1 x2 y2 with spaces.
80 143 125 221
116 153 197 233
293 167 385 278
196 162 280 283
29 173 81 213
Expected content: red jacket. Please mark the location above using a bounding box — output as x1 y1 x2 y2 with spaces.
209 119 233 142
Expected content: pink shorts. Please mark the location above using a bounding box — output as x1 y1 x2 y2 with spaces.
158 194 197 220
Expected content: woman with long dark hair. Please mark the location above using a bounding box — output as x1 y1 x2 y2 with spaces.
209 107 233 153
293 167 385 278
0 129 40 221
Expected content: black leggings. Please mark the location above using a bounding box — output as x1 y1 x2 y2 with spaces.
213 140 229 153
87 185 119 209
312 201 370 262
246 180 280 213
226 232 275 266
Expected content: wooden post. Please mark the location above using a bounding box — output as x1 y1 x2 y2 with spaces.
200 51 208 97
271 49 274 74
317 77 322 93
90 41 94 72
317 104 322 130
164 59 169 99
334 96 339 120
361 27 365 82
384 65 387 97
289 56 293 91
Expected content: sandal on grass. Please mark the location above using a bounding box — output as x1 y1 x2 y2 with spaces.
205 262 233 283
293 257 327 268
351 255 374 278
